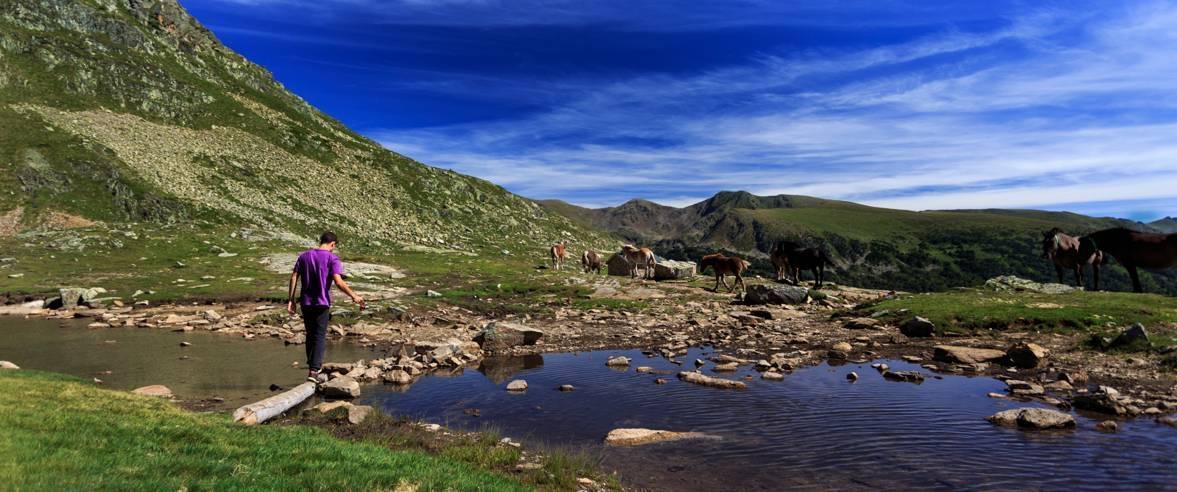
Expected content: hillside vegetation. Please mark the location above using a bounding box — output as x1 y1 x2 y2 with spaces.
0 0 609 252
541 191 1177 294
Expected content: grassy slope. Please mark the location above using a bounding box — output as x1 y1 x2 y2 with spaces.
862 289 1177 345
0 370 529 491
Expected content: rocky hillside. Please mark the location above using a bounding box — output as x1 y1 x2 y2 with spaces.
541 191 1177 294
0 0 608 251
1151 217 1177 234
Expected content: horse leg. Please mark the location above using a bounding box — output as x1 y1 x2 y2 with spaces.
1126 264 1143 293
1055 265 1064 284
815 265 824 289
1093 264 1100 291
722 275 732 292
736 273 746 293
1073 266 1083 288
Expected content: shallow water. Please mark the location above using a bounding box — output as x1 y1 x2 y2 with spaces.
0 316 382 409
363 347 1177 491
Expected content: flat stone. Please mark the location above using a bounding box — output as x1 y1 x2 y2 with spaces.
1006 379 1045 396
987 408 1075 430
604 428 712 446
132 385 173 398
761 371 785 381
635 366 654 374
312 401 353 414
605 356 631 367
506 379 528 392
347 405 375 424
711 362 738 372
678 371 747 389
934 345 1005 364
843 317 881 330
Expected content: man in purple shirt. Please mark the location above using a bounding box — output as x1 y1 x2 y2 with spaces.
287 231 365 382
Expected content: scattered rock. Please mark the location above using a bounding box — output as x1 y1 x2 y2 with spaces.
320 376 361 399
132 385 173 398
711 362 738 372
636 366 654 374
678 371 747 389
382 370 412 385
871 363 889 372
761 371 784 381
1006 380 1045 396
312 401 352 414
1073 389 1129 415
654 378 669 384
179 341 191 347
843 317 881 330
933 345 1005 364
559 384 576 392
1006 342 1049 368
987 408 1076 430
506 379 528 392
604 428 712 446
900 317 935 338
744 284 809 305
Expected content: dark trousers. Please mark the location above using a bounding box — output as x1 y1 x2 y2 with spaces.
301 305 331 372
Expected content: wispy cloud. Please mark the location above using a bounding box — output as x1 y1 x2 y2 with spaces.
364 2 1177 218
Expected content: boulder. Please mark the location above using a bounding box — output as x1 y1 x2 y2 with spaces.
987 408 1076 430
1006 342 1049 368
382 370 412 385
744 284 808 305
57 287 106 310
933 345 1006 364
1108 323 1149 349
653 260 697 280
843 317 881 330
132 385 173 398
506 379 528 392
900 317 936 337
604 428 711 446
984 276 1078 294
474 322 544 352
0 361 18 370
347 405 375 425
1073 390 1129 415
320 376 361 399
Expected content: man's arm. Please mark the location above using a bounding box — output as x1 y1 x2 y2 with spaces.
332 274 366 310
286 271 299 315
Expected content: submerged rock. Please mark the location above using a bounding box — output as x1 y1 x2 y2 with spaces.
558 384 576 392
678 371 747 389
604 428 712 446
882 370 925 383
605 356 631 367
987 408 1075 430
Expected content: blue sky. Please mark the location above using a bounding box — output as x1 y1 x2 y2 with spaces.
184 0 1177 221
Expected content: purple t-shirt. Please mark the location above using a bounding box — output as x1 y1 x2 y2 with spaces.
293 249 344 307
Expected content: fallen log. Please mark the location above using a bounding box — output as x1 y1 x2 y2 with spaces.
677 371 747 389
233 382 317 425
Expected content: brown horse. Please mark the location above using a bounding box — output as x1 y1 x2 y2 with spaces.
549 242 567 270
1041 228 1104 290
699 253 751 293
1080 228 1177 293
581 249 603 274
620 245 655 279
770 241 834 288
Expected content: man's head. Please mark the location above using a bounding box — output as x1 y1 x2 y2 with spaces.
319 231 338 250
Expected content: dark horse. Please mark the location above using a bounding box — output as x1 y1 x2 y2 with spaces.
1042 228 1104 290
1079 228 1177 293
770 240 835 289
699 253 751 293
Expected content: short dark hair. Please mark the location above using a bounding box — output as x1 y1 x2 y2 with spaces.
319 231 338 245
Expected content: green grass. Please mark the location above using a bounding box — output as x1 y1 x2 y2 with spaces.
0 370 529 491
863 289 1177 336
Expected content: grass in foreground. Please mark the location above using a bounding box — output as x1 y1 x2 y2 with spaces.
0 370 529 491
862 289 1177 345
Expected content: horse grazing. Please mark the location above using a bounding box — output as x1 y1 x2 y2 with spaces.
1041 228 1104 290
1079 228 1177 293
698 253 750 293
581 249 603 274
549 242 568 270
620 245 656 279
770 241 834 289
